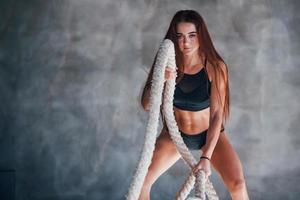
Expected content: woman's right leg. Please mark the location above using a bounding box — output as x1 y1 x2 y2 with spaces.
138 127 182 200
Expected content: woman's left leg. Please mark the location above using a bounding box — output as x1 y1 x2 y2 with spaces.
208 130 250 200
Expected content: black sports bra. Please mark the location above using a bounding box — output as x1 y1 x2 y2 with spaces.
173 59 211 111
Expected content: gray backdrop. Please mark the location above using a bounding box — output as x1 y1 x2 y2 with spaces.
1 0 300 199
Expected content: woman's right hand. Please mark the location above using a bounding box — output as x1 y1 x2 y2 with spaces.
164 66 178 81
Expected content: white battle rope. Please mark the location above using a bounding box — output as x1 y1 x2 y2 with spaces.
125 39 219 200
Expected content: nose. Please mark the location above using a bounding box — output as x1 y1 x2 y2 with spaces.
183 36 191 46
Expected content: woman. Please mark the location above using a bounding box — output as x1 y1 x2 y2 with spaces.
139 10 249 200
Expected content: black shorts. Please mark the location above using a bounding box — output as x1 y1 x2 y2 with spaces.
180 127 225 150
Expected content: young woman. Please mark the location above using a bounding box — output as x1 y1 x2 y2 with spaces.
139 10 250 200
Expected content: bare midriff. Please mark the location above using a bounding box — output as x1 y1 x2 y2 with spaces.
173 106 210 135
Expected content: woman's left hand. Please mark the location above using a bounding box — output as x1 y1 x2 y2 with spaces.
192 158 211 180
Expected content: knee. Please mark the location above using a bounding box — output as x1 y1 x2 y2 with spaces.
228 178 247 193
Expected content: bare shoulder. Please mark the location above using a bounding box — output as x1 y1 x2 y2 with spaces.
206 60 228 83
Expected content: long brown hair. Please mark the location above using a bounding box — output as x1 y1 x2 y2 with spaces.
141 10 230 130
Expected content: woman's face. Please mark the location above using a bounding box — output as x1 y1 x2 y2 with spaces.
176 22 200 56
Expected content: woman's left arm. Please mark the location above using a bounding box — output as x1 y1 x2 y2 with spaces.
201 61 228 159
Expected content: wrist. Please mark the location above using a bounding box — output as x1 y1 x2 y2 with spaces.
201 149 212 159
200 156 211 161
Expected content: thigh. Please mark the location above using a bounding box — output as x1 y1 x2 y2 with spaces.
209 131 246 185
144 127 182 185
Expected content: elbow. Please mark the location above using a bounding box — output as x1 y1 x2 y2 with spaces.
141 99 150 112
210 111 223 122
142 104 150 112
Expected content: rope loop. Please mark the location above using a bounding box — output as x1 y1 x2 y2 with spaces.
126 39 219 200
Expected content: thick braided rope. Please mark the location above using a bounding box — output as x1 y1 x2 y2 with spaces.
161 40 218 200
125 39 218 200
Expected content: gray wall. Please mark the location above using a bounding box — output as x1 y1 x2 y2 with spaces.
1 0 300 199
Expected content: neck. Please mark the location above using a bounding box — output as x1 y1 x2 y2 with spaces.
182 52 204 70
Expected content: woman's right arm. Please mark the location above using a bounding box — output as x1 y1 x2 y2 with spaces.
141 66 177 111
141 81 151 111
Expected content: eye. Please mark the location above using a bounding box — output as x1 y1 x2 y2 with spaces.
189 34 196 38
